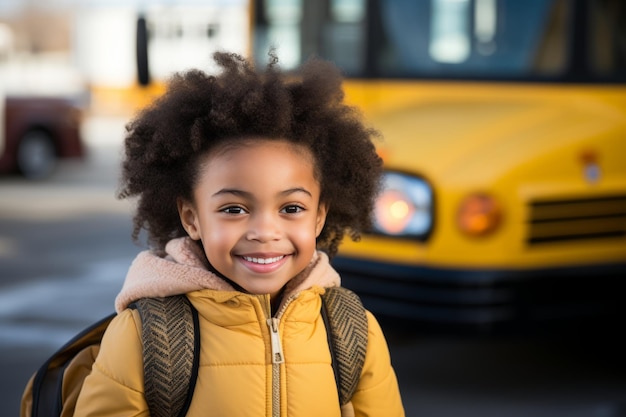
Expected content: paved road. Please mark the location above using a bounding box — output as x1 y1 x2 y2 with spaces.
1 117 625 417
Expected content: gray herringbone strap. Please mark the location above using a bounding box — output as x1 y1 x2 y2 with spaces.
322 287 368 405
135 296 198 417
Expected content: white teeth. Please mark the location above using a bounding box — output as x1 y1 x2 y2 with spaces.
243 256 284 264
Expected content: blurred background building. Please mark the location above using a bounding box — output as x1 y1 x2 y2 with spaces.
0 0 249 115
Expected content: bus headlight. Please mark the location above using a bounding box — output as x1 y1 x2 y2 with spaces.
373 172 433 239
457 193 502 236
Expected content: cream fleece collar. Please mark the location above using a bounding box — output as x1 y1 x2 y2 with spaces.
115 237 341 313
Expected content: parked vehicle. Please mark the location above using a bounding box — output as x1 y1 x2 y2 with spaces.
253 0 626 331
1 95 84 179
0 23 85 179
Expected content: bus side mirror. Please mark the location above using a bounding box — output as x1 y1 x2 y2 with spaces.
136 14 150 86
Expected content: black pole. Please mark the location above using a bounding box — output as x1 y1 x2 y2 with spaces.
136 14 150 86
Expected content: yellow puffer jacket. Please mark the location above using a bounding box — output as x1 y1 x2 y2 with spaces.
73 238 404 417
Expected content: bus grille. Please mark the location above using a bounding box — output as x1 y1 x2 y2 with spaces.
527 195 626 244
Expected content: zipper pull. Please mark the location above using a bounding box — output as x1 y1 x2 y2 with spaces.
267 318 285 364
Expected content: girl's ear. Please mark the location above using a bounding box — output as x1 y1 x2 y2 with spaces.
177 198 201 240
315 203 328 237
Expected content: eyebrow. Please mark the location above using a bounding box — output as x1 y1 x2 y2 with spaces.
212 187 312 198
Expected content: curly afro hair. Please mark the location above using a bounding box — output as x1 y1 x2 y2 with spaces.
118 51 382 258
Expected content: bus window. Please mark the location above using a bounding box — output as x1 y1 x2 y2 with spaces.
254 0 303 68
322 0 367 74
380 0 565 78
588 0 626 78
254 0 625 82
254 0 366 73
429 0 471 64
474 0 497 57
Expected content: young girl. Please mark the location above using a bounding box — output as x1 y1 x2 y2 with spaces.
74 52 404 416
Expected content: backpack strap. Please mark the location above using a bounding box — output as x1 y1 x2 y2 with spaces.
24 296 199 417
28 313 116 417
320 286 368 406
132 295 200 417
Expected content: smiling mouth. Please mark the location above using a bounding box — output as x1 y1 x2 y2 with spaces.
242 255 285 265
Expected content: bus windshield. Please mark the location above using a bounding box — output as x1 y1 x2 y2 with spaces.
253 0 626 82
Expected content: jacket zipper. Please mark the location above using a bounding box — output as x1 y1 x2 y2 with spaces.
263 293 299 417
261 296 284 417
267 316 284 417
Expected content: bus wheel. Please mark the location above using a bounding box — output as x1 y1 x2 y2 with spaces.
17 130 57 179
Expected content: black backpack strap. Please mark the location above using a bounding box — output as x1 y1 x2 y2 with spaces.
132 295 200 417
29 313 116 417
320 286 368 406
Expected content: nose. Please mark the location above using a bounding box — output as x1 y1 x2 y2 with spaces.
246 212 281 242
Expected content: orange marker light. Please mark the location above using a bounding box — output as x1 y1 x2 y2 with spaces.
457 193 502 236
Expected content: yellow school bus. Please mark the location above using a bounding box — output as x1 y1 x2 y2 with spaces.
253 0 626 330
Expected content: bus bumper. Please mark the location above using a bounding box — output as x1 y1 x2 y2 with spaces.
331 256 626 332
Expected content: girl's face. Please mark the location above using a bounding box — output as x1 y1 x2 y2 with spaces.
178 139 327 300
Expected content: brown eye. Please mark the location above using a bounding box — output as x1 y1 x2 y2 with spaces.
281 205 304 214
222 206 247 215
